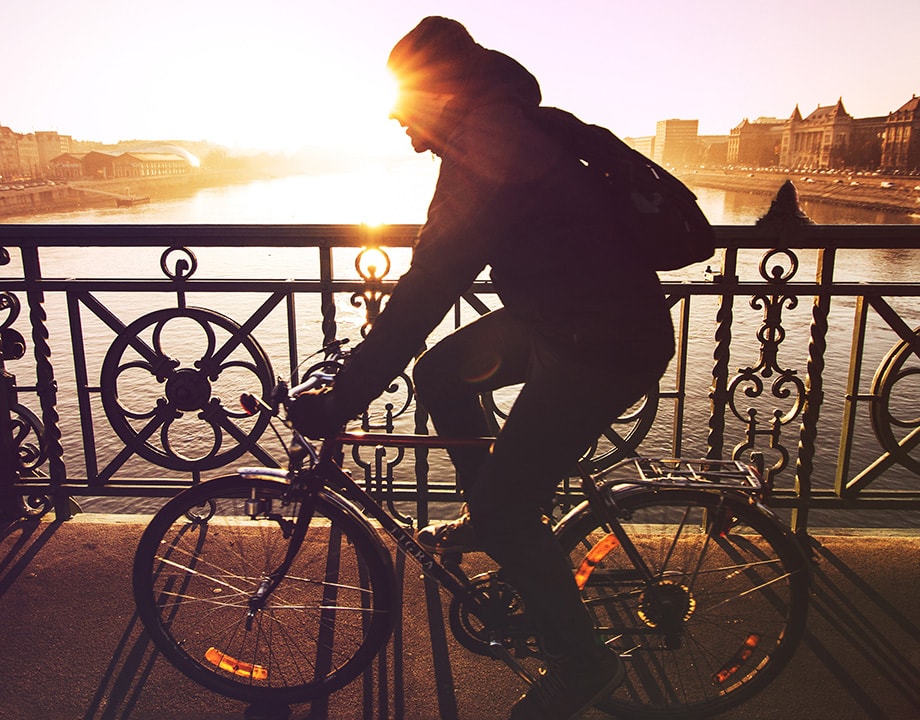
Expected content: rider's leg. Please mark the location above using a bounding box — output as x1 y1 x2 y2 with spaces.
465 336 668 656
466 344 665 719
413 308 529 494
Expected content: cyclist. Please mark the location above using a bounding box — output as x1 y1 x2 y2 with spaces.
290 16 674 719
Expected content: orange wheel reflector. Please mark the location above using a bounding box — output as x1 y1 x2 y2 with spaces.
205 646 268 680
713 633 761 684
575 532 620 590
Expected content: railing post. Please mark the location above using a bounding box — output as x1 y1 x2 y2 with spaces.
707 247 737 460
318 243 337 346
21 246 71 519
788 246 833 534
756 181 820 533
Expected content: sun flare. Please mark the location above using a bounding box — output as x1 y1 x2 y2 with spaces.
299 65 404 155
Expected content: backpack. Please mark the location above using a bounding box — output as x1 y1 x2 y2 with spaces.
529 106 716 271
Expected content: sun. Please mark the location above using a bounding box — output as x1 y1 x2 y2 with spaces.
296 65 405 157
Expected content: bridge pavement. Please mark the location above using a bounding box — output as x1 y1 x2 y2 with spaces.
0 515 917 720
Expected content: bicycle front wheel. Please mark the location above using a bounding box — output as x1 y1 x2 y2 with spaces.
556 488 809 719
133 475 396 705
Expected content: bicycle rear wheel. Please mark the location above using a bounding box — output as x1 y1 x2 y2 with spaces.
556 488 809 719
133 474 396 705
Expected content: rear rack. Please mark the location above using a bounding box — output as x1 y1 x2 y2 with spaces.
595 457 764 492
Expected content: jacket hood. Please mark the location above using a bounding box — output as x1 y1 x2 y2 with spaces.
387 17 541 151
455 47 542 111
387 16 540 107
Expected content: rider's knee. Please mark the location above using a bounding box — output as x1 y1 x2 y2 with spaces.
412 347 443 404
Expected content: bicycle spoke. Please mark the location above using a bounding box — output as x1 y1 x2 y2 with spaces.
559 488 808 718
134 476 395 704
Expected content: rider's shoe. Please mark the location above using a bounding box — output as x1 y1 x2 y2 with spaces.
508 644 625 720
416 504 480 553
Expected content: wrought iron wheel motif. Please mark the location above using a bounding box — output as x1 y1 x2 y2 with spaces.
100 307 274 471
870 325 920 474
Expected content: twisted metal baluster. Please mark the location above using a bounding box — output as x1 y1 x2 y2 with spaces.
319 245 337 346
792 247 835 534
707 245 737 460
21 246 69 517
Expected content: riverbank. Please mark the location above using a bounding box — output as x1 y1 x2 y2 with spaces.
681 169 920 217
0 168 284 219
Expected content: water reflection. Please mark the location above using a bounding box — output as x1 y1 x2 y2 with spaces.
3 171 919 227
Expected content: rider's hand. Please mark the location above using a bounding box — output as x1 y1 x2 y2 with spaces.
288 387 341 439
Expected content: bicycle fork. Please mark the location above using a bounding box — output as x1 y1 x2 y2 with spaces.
244 487 317 627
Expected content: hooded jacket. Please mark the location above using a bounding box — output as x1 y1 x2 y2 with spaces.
331 45 674 419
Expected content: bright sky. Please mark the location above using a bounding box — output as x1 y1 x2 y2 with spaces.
2 0 918 162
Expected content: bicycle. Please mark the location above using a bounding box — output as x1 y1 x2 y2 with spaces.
132 341 810 719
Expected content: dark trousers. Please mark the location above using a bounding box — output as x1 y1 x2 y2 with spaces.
413 308 669 656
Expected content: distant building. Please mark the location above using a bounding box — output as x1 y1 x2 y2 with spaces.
881 94 920 173
113 152 191 177
777 98 892 171
624 136 655 158
48 153 88 180
17 134 40 177
0 125 20 179
654 119 699 167
779 99 853 169
698 135 729 166
728 117 784 167
850 115 887 170
83 151 118 179
35 131 73 172
48 150 194 180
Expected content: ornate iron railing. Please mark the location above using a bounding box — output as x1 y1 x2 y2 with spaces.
1 183 919 531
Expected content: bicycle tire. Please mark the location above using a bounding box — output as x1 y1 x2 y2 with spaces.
555 487 809 719
133 474 396 705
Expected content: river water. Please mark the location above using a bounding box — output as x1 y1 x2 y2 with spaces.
4 169 919 226
2 172 918 527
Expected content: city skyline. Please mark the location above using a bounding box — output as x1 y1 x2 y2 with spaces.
3 0 918 162
5 87 918 150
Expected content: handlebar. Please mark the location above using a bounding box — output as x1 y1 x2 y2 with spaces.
240 339 350 419
288 369 337 398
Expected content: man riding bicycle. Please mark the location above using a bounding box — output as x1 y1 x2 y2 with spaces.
290 16 674 719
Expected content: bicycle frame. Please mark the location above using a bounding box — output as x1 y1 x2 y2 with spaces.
320 432 489 600
238 429 547 679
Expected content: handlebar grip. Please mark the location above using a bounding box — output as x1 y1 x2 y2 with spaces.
289 370 340 398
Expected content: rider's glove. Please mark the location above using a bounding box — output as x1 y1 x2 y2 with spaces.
287 386 342 439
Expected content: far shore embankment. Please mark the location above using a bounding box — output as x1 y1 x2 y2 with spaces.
681 168 920 217
0 168 283 219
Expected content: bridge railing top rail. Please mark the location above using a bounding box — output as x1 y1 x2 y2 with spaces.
2 221 920 251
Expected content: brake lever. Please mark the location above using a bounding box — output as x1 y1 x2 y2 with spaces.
240 379 289 417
